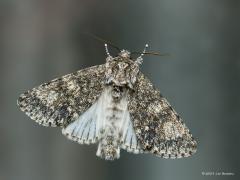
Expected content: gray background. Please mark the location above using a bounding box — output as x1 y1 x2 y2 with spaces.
1 0 239 180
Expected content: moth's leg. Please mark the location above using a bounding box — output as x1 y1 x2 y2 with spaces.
104 43 114 66
136 44 149 64
104 44 111 57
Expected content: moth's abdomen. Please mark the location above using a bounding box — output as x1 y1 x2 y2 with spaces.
96 134 120 161
96 87 128 160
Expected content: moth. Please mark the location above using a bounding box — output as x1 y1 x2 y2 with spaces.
17 43 197 161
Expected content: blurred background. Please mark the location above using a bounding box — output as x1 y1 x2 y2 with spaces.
1 0 239 180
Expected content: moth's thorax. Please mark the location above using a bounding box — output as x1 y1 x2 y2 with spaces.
105 55 139 89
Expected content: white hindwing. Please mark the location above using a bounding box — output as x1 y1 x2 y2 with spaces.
120 111 142 154
62 91 107 144
62 88 143 154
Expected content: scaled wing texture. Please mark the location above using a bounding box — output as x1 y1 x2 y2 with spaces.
128 72 197 158
18 64 105 127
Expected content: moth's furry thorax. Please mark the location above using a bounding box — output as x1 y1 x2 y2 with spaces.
105 55 140 89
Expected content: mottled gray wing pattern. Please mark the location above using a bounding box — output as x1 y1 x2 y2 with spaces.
128 72 197 159
18 64 105 127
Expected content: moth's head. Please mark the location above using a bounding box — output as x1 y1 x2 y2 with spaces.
118 49 131 59
105 49 144 89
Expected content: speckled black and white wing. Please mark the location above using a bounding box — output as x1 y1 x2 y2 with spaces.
17 64 105 128
128 72 197 159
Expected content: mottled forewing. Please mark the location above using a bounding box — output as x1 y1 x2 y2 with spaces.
18 64 105 127
128 72 197 159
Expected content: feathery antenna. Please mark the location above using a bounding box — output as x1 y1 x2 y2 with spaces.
84 32 121 52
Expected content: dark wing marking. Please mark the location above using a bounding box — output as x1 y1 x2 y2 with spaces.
128 72 197 159
17 64 105 127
